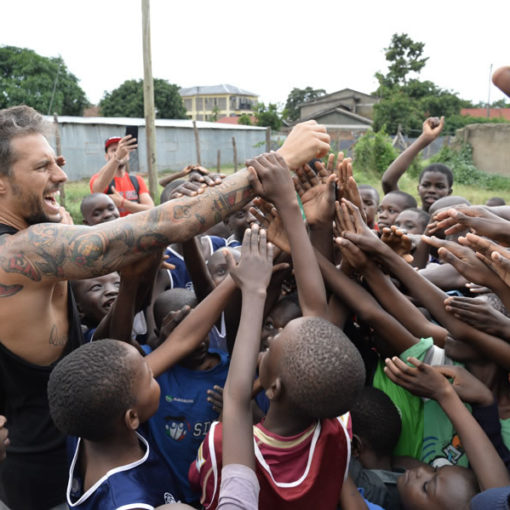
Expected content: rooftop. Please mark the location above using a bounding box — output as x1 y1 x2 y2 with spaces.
180 84 257 97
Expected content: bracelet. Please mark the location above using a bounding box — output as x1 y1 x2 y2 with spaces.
120 198 125 208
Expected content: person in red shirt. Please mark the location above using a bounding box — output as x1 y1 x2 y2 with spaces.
89 135 154 217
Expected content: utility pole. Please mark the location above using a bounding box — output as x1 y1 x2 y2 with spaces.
141 0 158 199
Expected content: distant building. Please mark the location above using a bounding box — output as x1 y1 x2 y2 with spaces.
180 84 258 121
296 88 379 129
461 108 510 121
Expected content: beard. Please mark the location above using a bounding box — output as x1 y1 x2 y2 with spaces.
10 179 61 225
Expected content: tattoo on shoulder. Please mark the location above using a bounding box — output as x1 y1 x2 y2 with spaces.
0 282 23 297
0 253 41 281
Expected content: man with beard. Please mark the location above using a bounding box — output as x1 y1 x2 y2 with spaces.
0 105 330 509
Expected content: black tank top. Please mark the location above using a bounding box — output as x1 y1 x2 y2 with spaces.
0 223 84 454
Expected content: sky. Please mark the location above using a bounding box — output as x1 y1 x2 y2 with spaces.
1 0 509 109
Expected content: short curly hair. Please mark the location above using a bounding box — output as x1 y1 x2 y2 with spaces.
350 387 402 457
0 105 50 176
420 163 454 188
280 317 365 419
48 340 136 441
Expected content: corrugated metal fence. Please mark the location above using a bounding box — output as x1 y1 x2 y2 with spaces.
47 116 268 181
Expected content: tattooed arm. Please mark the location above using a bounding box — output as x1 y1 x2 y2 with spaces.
0 170 253 284
0 120 330 285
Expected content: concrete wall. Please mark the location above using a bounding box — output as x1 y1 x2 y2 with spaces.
48 116 267 182
454 124 510 176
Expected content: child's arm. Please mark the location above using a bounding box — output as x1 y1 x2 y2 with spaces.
315 248 419 356
385 357 510 491
181 236 215 301
146 273 237 378
381 117 444 194
93 251 161 347
423 235 510 313
341 203 510 370
248 152 328 318
222 225 274 468
444 296 510 341
337 237 447 346
433 205 510 244
339 475 369 510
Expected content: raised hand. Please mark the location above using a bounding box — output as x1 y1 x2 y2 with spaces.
444 296 510 339
433 205 510 243
421 116 445 143
160 305 192 340
334 237 370 274
433 365 494 406
225 224 274 294
250 198 290 254
381 226 414 263
115 135 138 165
384 356 451 401
422 235 503 290
459 233 510 287
246 152 295 207
335 156 366 222
188 165 225 187
206 385 224 413
293 163 336 227
276 120 330 170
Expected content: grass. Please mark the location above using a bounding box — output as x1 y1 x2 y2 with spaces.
61 164 510 225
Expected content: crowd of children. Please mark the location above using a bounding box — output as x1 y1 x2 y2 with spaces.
1 66 510 510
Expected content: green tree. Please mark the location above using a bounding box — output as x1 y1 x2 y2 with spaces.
99 79 187 119
0 45 89 115
238 113 252 125
254 103 282 131
373 91 423 135
380 33 428 87
353 129 398 175
373 35 477 135
283 87 326 122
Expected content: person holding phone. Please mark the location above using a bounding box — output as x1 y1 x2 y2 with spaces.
89 134 155 217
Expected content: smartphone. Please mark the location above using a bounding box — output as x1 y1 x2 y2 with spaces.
125 125 138 142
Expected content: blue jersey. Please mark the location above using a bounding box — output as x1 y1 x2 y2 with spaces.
143 347 229 503
165 236 228 291
67 432 176 509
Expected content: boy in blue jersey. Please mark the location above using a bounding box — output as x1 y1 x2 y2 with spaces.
47 339 177 509
145 284 232 505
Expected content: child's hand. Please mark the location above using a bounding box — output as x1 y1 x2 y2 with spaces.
225 224 274 295
434 365 494 407
0 416 9 462
381 226 414 263
207 385 224 413
334 237 370 274
335 157 366 223
188 166 225 187
246 152 295 207
250 198 290 254
120 250 163 279
276 120 330 170
422 235 503 290
460 233 510 287
293 163 336 227
421 116 444 142
444 295 510 338
160 305 192 340
384 356 452 402
433 205 510 242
